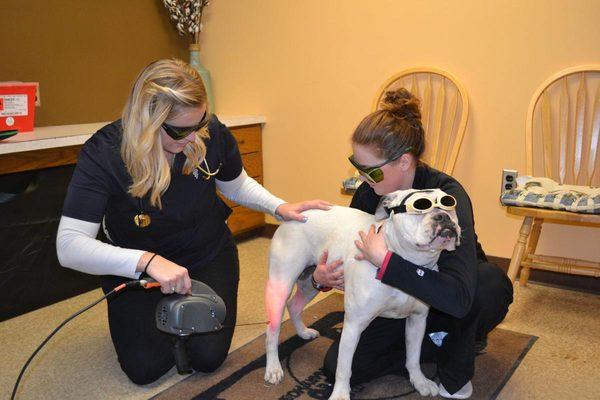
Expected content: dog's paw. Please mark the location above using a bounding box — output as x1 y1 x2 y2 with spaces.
411 376 439 397
264 364 284 385
328 383 351 400
328 391 350 400
297 327 320 340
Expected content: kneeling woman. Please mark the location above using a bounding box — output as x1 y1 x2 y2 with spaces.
314 88 513 399
57 59 330 384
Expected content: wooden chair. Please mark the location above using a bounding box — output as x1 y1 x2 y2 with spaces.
506 65 600 285
372 67 469 175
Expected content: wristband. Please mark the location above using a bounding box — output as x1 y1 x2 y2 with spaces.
142 253 158 276
311 272 332 292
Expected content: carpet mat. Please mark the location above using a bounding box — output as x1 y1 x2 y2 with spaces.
153 293 536 400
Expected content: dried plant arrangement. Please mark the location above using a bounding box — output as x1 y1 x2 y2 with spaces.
163 0 210 44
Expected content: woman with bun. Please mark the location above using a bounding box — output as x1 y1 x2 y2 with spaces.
313 88 513 399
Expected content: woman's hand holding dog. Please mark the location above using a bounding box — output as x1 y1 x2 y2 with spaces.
313 250 344 290
355 224 388 267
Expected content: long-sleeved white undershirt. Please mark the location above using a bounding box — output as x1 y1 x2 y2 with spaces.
215 169 285 215
57 169 286 278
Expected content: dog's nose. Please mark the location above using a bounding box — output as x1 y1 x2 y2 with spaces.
433 212 451 223
440 227 458 238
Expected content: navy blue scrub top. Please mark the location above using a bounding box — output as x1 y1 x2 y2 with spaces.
62 115 243 270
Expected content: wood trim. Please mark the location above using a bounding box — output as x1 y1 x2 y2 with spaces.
489 255 599 294
0 145 82 175
589 85 600 186
574 73 587 183
231 125 262 154
242 152 263 177
226 206 265 236
423 74 432 136
524 254 600 277
540 92 553 177
506 206 600 225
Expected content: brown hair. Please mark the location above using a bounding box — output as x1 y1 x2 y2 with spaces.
352 88 425 161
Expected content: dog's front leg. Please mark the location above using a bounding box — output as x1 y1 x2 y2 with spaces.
329 316 370 400
405 312 438 396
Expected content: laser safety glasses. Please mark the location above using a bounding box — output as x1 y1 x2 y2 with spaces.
348 147 412 184
385 190 457 215
161 112 210 140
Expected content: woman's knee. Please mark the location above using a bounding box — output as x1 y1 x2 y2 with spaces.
476 262 513 306
190 349 228 373
120 358 172 385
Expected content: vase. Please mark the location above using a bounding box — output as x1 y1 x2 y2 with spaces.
189 43 215 113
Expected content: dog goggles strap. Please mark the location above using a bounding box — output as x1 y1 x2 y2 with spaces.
385 190 433 214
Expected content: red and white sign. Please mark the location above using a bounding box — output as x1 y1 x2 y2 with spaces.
0 82 38 133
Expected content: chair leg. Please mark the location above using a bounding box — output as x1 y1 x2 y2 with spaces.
519 218 543 286
507 216 533 283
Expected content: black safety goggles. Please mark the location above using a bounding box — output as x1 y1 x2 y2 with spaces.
161 112 210 140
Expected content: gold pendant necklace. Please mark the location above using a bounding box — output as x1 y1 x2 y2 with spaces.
134 198 151 228
134 213 151 228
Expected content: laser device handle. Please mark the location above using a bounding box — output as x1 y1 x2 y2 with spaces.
173 336 193 375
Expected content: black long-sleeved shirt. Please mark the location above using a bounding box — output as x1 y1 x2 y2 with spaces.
350 163 486 318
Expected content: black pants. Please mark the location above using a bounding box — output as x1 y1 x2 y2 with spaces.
323 261 513 394
101 240 240 385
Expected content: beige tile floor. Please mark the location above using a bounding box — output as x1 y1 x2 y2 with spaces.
1 237 598 399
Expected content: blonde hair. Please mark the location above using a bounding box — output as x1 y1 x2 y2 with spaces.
121 59 209 208
352 88 425 160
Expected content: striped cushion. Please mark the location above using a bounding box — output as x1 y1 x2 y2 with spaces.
500 177 600 214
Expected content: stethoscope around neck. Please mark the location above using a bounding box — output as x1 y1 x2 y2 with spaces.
196 158 221 180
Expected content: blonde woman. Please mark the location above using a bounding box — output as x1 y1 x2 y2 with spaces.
56 59 331 384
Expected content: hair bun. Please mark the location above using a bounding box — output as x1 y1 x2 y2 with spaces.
381 88 421 121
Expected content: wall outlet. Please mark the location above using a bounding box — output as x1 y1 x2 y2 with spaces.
501 169 518 193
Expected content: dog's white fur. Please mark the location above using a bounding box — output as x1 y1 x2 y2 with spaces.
264 189 461 400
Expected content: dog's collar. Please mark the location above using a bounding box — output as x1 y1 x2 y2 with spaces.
384 189 435 215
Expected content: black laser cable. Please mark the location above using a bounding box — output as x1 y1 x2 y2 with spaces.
10 279 266 399
10 280 146 400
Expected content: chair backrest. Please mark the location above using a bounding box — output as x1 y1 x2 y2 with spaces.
527 65 600 186
372 67 469 175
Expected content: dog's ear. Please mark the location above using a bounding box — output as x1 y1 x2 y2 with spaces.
374 194 393 221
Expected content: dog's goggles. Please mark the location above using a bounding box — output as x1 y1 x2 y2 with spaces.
162 112 210 140
348 147 412 184
385 190 457 215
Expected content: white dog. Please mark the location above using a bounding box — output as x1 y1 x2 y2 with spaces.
264 188 461 400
